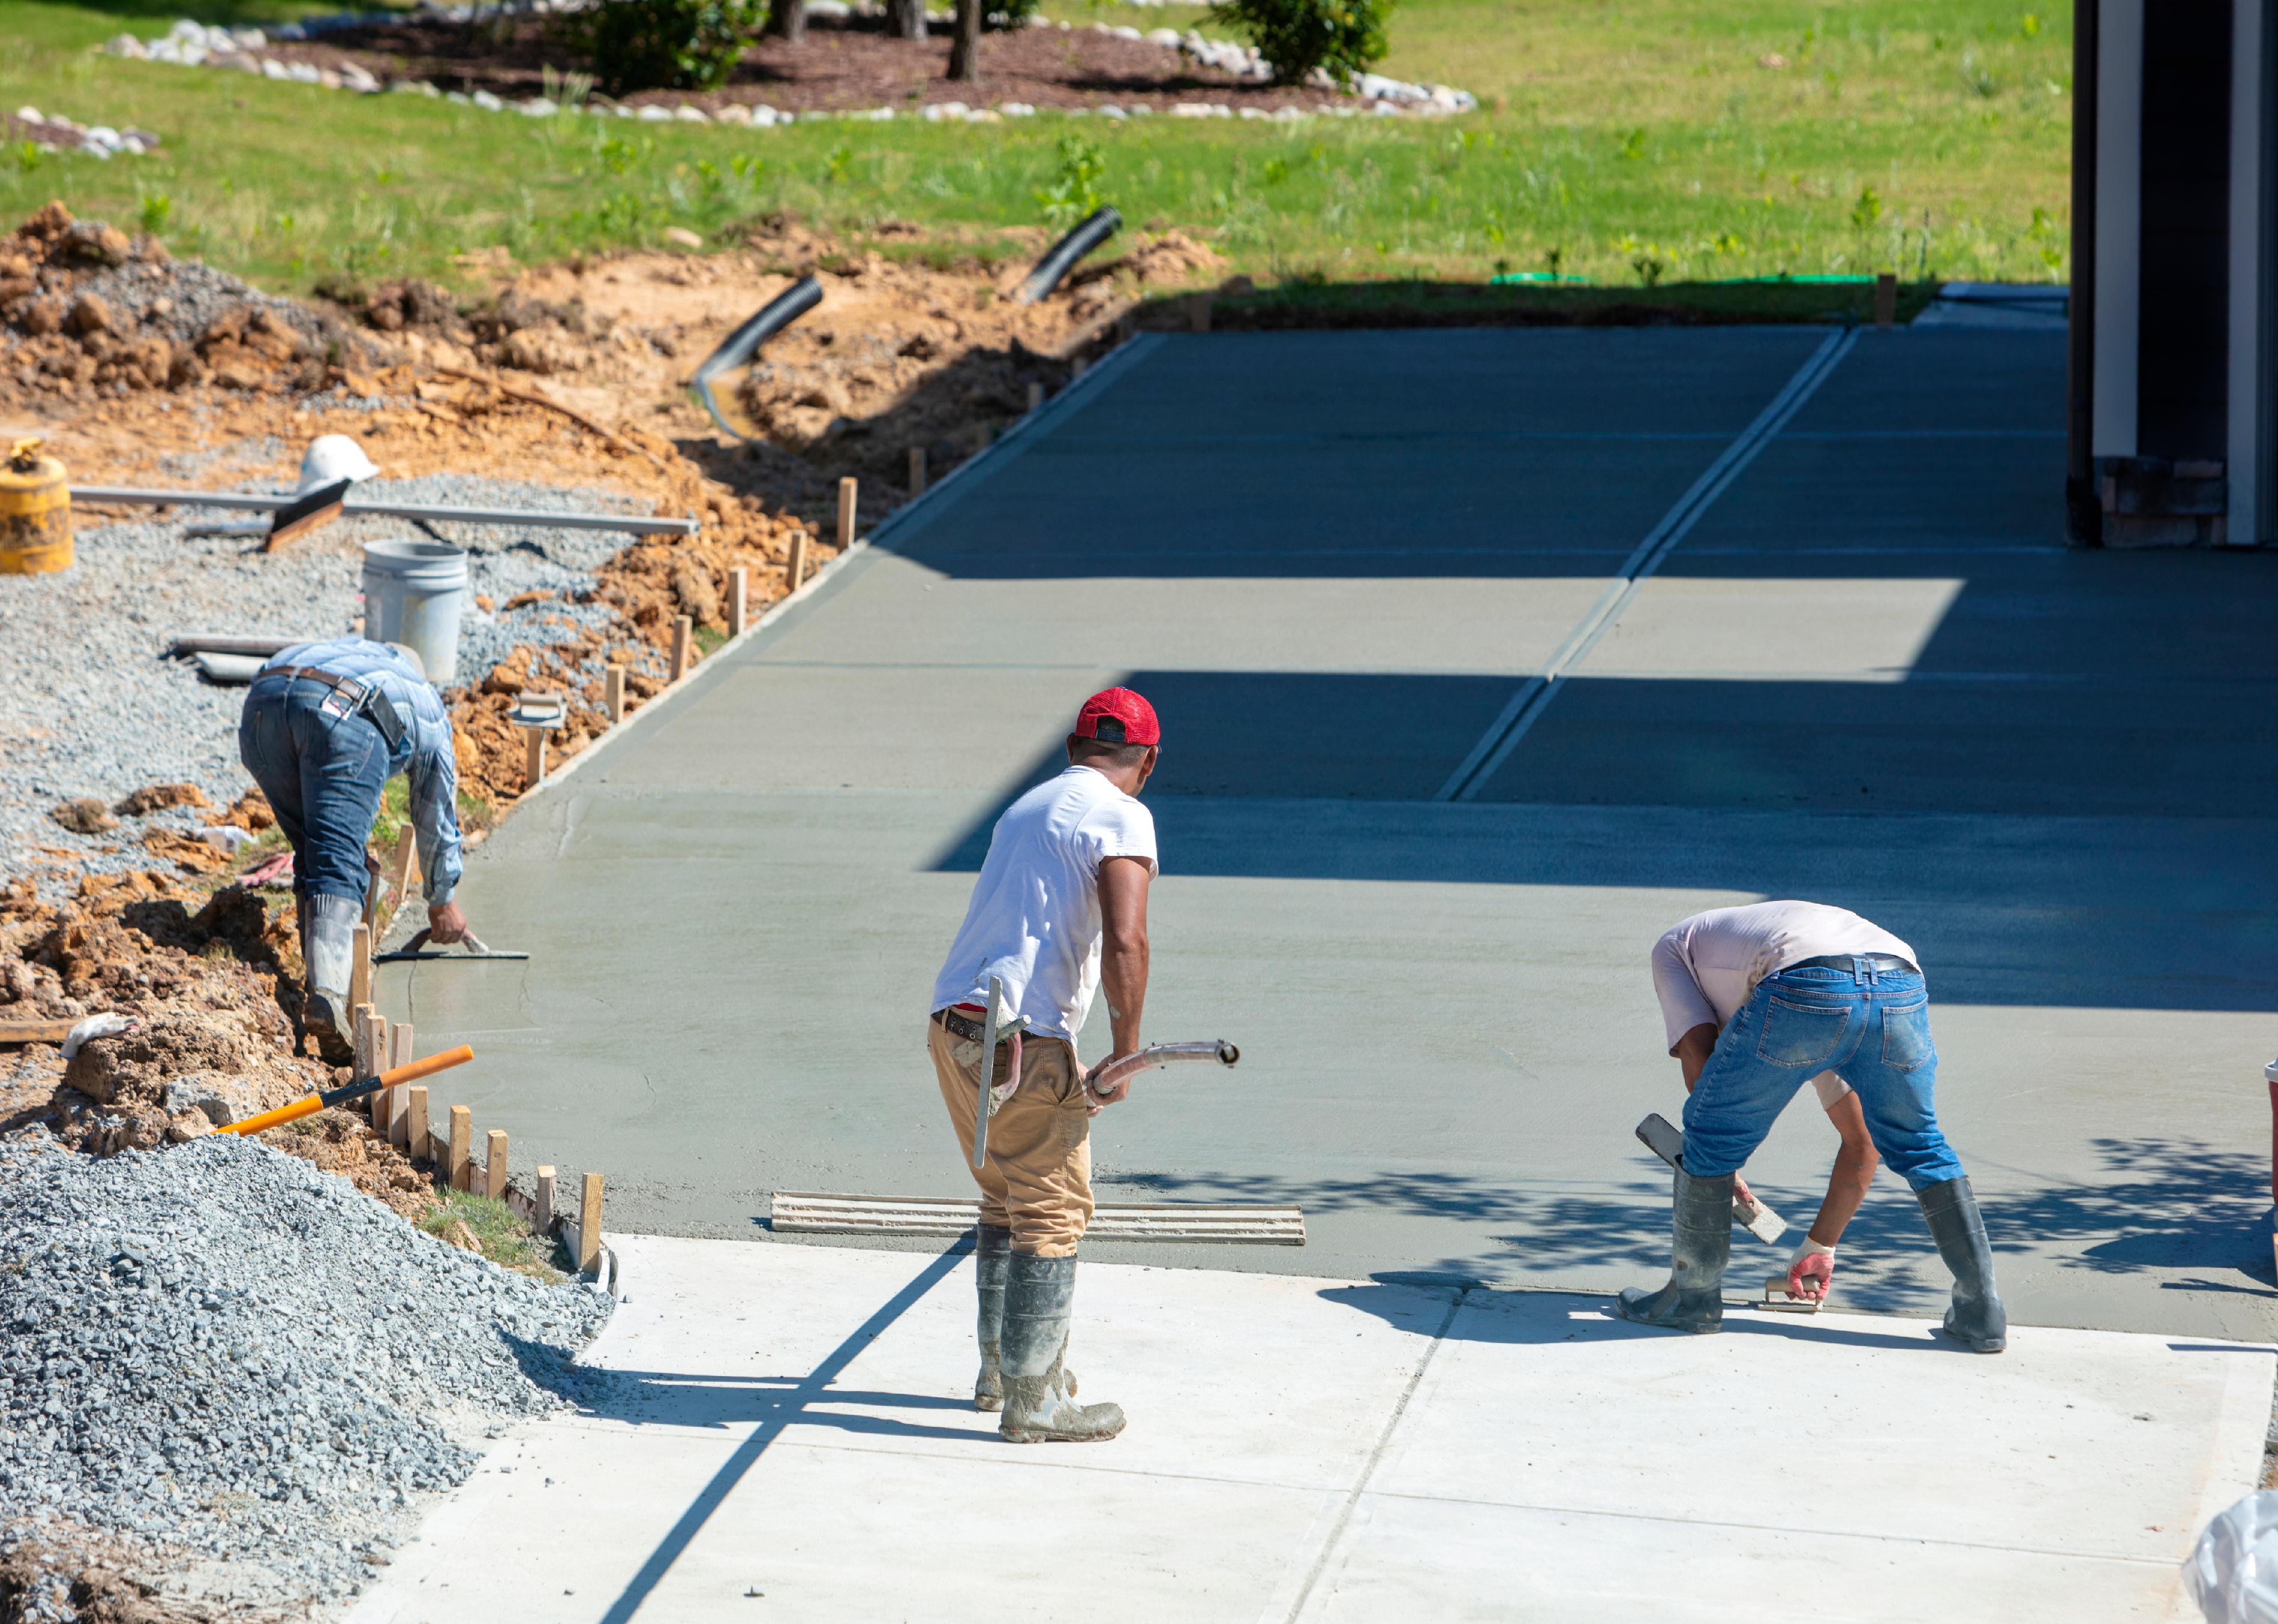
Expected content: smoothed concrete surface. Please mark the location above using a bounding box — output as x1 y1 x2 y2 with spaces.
346 1236 2267 1624
389 325 2278 1342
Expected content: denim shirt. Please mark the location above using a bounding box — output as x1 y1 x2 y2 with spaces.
262 638 465 905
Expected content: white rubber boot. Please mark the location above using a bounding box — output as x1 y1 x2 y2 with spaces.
302 892 360 1065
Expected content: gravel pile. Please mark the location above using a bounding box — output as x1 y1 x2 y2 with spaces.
0 458 668 895
0 1135 611 1607
74 256 325 353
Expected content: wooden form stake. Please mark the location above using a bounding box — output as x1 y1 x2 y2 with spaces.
1026 380 1044 413
1072 354 1088 378
406 1086 429 1166
907 445 926 497
669 614 692 683
786 531 809 593
485 1129 508 1200
836 476 857 550
1189 295 1213 334
1874 272 1897 329
727 567 748 637
605 663 626 723
351 1003 375 1079
536 1165 557 1233
385 828 419 932
448 1104 471 1192
387 1023 414 1146
578 1171 605 1275
366 1013 390 1125
349 924 371 1013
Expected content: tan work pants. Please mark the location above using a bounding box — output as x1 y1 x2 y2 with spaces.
928 1015 1093 1258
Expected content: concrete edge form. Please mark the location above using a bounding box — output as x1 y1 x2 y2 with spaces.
770 1191 1307 1243
462 329 1166 848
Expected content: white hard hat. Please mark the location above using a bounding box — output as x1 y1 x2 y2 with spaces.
297 434 379 493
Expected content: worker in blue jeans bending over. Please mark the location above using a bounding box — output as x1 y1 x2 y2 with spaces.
238 637 469 1065
1620 901 2006 1353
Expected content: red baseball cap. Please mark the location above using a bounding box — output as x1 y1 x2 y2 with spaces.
1074 686 1160 747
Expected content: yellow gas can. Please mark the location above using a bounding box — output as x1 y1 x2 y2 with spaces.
0 438 72 575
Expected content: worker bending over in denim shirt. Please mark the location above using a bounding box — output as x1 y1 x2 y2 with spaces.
238 637 468 1063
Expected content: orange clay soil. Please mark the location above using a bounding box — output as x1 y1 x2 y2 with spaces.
3 203 1223 805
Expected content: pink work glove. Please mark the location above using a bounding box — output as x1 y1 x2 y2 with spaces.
1786 1237 1836 1301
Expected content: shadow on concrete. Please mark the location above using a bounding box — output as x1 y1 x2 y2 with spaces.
562 1241 970 1624
1110 1137 2276 1312
1314 1282 1979 1354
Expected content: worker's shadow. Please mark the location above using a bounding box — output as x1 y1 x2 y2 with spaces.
499 1335 985 1443
1317 1280 1982 1356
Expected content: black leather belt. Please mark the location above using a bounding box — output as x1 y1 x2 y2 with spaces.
268 665 406 749
933 1006 989 1043
1790 953 1916 973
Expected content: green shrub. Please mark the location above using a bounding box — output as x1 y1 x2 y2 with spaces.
1209 0 1391 85
580 0 762 95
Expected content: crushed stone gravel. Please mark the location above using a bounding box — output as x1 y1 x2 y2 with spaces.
0 459 670 896
0 1133 613 1609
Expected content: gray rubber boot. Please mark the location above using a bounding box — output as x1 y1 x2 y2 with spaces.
1616 1167 1733 1333
302 892 360 1067
998 1254 1124 1443
972 1224 1011 1411
1917 1176 2007 1353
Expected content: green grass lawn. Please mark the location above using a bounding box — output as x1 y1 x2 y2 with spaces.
0 0 2071 300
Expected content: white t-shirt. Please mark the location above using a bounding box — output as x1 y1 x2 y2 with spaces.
932 765 1159 1044
1650 901 1917 1109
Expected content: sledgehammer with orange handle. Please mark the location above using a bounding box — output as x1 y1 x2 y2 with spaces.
216 1045 475 1137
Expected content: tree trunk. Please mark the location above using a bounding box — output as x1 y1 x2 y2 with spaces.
887 0 925 39
768 0 805 44
945 0 980 80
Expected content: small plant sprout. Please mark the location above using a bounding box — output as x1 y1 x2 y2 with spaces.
1851 185 1883 232
1035 132 1106 227
138 192 173 234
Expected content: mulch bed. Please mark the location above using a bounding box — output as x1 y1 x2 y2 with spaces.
268 14 1350 114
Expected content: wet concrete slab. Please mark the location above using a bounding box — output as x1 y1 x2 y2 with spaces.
389 324 2278 1343
345 1236 2267 1624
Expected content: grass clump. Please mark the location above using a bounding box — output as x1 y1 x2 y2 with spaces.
418 1190 570 1281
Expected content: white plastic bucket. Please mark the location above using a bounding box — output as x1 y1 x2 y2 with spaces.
361 539 468 684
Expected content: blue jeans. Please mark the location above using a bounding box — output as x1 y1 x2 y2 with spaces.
238 674 389 906
1680 960 1967 1192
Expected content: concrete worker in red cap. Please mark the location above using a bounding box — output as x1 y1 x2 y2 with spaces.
928 685 1161 1443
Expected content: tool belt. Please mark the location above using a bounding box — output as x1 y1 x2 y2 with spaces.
274 665 407 750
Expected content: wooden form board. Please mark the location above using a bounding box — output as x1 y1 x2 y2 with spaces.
769 1192 1306 1245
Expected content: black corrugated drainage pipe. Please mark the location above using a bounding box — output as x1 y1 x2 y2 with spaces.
1013 207 1122 305
688 274 824 440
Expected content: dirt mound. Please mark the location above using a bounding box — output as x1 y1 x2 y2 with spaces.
113 782 207 817
0 867 443 1215
1 201 367 404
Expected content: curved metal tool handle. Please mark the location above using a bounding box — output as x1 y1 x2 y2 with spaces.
1083 1040 1239 1103
972 976 1004 1170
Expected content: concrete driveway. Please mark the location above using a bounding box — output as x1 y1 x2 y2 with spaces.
388 323 2278 1340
